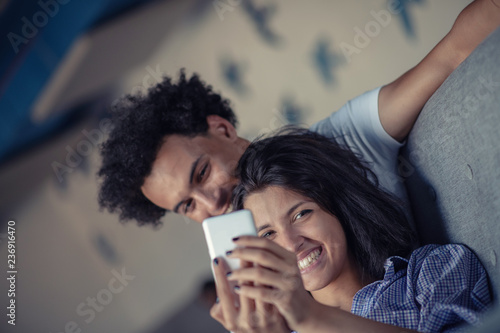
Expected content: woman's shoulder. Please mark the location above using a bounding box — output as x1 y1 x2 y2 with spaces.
409 243 478 265
382 244 483 285
406 243 488 289
411 243 474 258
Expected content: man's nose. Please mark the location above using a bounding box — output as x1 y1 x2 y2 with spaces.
193 187 223 216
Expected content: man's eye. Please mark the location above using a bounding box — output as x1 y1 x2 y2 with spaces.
184 199 193 214
198 164 208 182
294 209 312 221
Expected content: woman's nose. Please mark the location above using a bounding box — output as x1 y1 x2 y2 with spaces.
277 229 304 254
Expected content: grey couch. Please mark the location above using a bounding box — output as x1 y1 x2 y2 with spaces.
401 27 500 330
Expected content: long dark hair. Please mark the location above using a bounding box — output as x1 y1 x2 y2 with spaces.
233 128 416 280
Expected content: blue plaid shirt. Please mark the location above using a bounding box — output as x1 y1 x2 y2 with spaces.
351 244 492 332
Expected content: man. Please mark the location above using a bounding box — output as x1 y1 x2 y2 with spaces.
99 0 500 227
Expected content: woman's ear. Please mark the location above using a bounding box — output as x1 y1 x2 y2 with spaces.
206 115 238 140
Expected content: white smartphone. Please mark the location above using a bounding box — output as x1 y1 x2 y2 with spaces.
202 209 257 274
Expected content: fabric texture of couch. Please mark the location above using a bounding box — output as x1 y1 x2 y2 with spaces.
401 26 500 330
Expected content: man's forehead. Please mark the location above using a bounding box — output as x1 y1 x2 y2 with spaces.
161 134 204 157
142 135 202 209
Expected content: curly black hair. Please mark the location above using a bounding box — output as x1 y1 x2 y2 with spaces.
98 70 237 226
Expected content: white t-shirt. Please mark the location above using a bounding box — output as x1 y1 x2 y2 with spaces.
310 86 410 210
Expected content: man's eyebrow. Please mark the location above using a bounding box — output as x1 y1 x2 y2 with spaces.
173 155 204 214
189 155 203 185
256 201 307 233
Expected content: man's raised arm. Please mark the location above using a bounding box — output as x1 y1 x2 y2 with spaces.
379 0 500 142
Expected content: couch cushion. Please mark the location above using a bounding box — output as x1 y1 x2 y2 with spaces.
401 27 500 299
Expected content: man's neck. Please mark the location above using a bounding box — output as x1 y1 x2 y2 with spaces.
235 137 251 156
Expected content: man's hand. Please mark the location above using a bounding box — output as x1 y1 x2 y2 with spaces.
379 0 500 142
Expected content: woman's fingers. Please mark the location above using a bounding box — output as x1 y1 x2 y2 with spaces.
255 297 276 328
234 284 287 304
233 236 296 265
228 266 295 290
212 257 238 328
228 247 294 273
211 237 310 332
235 284 313 331
211 258 292 332
238 260 255 327
252 262 275 329
209 301 224 324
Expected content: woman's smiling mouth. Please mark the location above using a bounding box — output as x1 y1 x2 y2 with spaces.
297 247 323 273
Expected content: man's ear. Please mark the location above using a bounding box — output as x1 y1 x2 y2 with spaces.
206 115 238 141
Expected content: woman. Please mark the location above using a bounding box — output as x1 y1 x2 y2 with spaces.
211 128 491 333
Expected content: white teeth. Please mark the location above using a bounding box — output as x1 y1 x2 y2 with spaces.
297 249 321 271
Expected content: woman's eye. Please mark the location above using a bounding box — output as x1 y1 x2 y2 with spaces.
261 230 275 238
294 209 312 221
